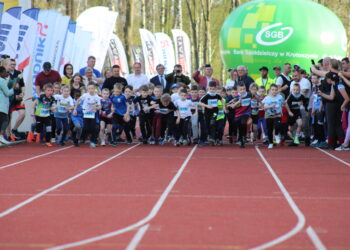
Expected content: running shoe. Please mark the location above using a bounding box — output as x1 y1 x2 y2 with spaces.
335 145 350 151
199 140 206 146
275 134 281 144
268 144 274 149
89 142 96 148
293 136 300 144
45 142 53 147
100 140 106 146
149 137 155 145
0 135 10 144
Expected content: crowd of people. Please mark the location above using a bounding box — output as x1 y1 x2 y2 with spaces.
0 55 350 151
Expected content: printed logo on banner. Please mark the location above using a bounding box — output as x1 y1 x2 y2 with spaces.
145 41 156 75
176 36 186 71
32 22 48 81
17 25 29 56
0 24 12 53
256 23 293 46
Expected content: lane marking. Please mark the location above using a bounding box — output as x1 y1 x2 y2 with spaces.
0 146 74 170
48 145 197 250
0 144 140 218
251 147 306 250
316 148 350 168
125 224 150 250
306 226 327 250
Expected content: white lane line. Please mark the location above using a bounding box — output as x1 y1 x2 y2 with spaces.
316 148 350 168
125 224 150 250
47 145 197 250
0 146 73 170
0 144 140 218
306 226 327 250
250 147 306 250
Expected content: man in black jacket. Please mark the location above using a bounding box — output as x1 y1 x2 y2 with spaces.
165 64 191 93
102 65 128 92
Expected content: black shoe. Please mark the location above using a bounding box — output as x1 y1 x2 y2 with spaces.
74 141 79 147
240 141 245 148
305 137 311 147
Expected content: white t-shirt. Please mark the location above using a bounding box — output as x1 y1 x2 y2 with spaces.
290 78 311 98
80 93 102 118
171 93 180 103
126 73 149 91
175 99 193 119
54 94 74 117
276 73 291 86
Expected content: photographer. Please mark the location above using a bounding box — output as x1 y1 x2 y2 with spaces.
165 64 191 91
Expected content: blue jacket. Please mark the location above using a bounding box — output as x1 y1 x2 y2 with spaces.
0 78 14 114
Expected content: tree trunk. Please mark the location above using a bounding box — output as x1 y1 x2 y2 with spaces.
185 0 199 69
140 0 146 28
124 0 134 68
160 0 166 32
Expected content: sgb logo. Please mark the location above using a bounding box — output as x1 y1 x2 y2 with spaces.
256 23 293 46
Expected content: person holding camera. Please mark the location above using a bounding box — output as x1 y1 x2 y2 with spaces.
165 64 191 92
193 64 220 88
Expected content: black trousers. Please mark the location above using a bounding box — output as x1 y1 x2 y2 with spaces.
176 117 191 141
139 113 152 140
35 116 52 142
83 118 97 144
266 117 281 144
235 115 249 142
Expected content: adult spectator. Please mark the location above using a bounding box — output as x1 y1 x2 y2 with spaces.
150 64 171 93
35 62 61 95
61 63 74 85
103 68 112 79
273 65 281 83
290 69 311 98
70 73 84 98
102 65 128 92
126 62 149 93
225 68 238 88
276 63 292 98
79 56 102 78
255 66 274 93
82 67 95 86
236 65 254 90
341 57 350 77
165 64 191 87
4 58 26 139
192 64 220 88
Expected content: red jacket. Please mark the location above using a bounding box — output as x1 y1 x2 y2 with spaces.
192 70 220 88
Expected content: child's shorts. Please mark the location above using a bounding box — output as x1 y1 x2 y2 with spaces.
71 116 84 128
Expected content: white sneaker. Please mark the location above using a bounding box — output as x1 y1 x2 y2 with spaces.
0 135 10 144
250 132 254 142
50 138 56 143
268 144 273 149
275 135 281 144
100 140 106 146
335 145 350 151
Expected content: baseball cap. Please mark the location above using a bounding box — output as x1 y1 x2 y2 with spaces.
171 83 179 89
43 62 51 71
259 66 268 71
273 65 281 70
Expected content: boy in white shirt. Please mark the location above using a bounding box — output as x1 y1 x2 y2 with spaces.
174 89 197 146
73 82 101 148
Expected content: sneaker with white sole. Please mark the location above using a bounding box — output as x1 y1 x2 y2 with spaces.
0 135 10 144
335 145 350 151
268 143 274 149
100 140 106 146
275 134 281 144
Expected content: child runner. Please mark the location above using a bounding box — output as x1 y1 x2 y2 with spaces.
133 85 155 144
174 89 196 146
151 85 163 144
228 83 252 148
31 84 56 146
215 87 227 146
74 82 101 148
53 85 74 146
286 83 308 145
189 85 200 144
249 83 259 142
99 88 113 146
199 81 222 146
197 87 207 146
262 84 285 149
110 83 131 146
257 86 268 144
124 85 137 139
71 88 84 146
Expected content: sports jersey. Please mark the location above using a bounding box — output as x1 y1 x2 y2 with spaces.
34 94 55 117
189 97 200 114
110 94 128 115
251 94 259 116
175 99 193 119
126 96 138 116
133 95 153 114
217 99 226 120
100 98 113 118
287 93 308 111
262 94 285 118
80 93 101 119
54 94 74 118
158 101 177 116
200 93 222 116
230 92 252 118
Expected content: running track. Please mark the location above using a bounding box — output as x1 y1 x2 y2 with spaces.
0 143 349 249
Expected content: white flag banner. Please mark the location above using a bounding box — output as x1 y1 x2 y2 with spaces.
17 8 39 84
0 7 22 58
70 26 93 73
59 21 76 74
77 7 118 72
108 33 129 76
30 10 60 95
48 14 70 71
139 28 162 76
155 32 175 74
171 29 192 76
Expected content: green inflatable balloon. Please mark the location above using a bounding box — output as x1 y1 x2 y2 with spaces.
220 0 348 79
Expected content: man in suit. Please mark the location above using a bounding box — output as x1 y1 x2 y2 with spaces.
150 64 170 92
193 64 220 88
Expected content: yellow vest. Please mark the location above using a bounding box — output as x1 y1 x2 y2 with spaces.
255 77 274 94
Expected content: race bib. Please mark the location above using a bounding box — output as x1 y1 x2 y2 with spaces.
241 98 251 107
218 110 224 116
83 111 95 118
179 107 188 112
208 99 218 107
159 108 168 114
40 108 50 117
58 105 67 113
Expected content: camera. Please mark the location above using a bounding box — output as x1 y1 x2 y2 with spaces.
176 69 181 74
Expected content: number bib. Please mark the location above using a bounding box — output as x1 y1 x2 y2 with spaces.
40 108 50 117
83 111 95 119
241 98 251 107
208 99 218 107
